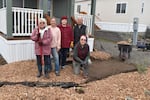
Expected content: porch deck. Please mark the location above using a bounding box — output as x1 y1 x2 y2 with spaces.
0 6 94 63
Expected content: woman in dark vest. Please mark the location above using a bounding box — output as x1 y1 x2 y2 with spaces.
73 35 90 78
74 17 88 45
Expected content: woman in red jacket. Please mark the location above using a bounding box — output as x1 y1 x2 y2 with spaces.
31 18 52 78
58 16 74 69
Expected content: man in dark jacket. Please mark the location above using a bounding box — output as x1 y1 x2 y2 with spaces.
74 17 88 45
73 35 90 78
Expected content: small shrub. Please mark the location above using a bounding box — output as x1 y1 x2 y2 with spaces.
136 64 147 74
144 89 150 96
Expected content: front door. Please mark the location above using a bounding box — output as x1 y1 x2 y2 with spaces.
53 0 74 23
39 0 51 16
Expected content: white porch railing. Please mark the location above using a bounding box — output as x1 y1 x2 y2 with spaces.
12 7 43 36
95 22 147 32
75 14 93 34
0 8 7 34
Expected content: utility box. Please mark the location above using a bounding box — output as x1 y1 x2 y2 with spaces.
132 17 139 45
133 17 139 31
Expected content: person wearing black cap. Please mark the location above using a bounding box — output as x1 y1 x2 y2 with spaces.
58 16 74 69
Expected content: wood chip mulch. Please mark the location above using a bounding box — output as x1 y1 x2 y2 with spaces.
0 60 150 100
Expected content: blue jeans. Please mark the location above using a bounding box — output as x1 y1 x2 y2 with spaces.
73 60 89 76
59 48 69 66
36 55 52 74
51 48 60 72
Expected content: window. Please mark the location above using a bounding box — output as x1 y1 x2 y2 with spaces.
77 5 81 13
0 0 6 8
12 0 37 8
24 0 37 9
141 2 144 14
13 0 23 8
0 0 2 8
116 3 127 14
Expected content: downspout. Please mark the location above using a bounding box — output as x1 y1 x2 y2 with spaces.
42 0 48 14
91 0 96 35
67 0 75 24
50 0 53 17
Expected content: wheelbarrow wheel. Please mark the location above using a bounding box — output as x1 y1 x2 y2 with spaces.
119 51 127 61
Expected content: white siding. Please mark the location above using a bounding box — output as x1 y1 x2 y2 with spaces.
0 36 35 63
0 8 6 34
75 0 91 14
96 0 150 25
74 0 149 32
139 0 150 25
96 22 147 32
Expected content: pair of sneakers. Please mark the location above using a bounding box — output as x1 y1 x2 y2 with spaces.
37 72 42 77
83 72 88 79
37 72 49 79
55 71 60 76
48 67 60 76
83 75 88 79
44 72 49 79
61 65 66 69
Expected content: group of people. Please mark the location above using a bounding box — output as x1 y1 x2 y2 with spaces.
31 16 90 79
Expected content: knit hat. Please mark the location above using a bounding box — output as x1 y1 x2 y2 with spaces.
61 16 68 20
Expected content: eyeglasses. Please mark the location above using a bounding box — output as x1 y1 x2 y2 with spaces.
80 38 86 41
40 22 45 24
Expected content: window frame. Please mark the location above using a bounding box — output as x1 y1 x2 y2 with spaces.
0 0 6 8
141 2 144 14
116 2 127 14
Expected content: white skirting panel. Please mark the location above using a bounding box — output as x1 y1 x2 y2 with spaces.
0 36 35 63
95 22 147 32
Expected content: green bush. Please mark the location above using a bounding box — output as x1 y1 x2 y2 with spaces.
136 64 147 74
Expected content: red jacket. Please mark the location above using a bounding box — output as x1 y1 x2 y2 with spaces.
31 28 52 55
58 24 73 48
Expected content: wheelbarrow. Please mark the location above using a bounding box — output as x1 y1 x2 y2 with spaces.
145 43 150 50
118 44 132 61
